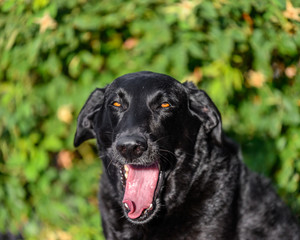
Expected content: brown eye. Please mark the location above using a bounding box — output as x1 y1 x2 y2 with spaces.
161 102 170 108
113 101 121 107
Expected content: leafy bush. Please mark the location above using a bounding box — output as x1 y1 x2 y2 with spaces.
0 0 299 238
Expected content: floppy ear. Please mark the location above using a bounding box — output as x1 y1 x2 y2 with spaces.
74 88 105 147
183 82 223 145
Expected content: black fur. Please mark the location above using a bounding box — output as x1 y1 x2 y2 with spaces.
74 71 300 240
0 233 23 240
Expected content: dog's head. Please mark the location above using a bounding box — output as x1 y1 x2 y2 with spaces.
74 71 222 224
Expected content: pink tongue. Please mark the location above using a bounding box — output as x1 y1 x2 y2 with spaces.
122 163 159 219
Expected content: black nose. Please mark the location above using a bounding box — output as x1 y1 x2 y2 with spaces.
116 136 148 160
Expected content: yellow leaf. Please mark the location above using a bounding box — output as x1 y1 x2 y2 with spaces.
184 67 203 85
246 70 266 88
57 105 73 124
57 150 73 169
35 12 57 33
283 0 300 22
285 65 297 78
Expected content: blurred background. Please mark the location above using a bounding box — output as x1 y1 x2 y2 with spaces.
0 0 299 239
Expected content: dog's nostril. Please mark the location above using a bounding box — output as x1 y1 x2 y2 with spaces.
134 145 142 156
116 137 147 160
118 145 127 155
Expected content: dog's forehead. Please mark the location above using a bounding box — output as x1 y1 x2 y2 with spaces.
108 71 184 95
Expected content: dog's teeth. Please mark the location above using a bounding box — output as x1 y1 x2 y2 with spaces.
142 204 153 216
124 165 129 179
124 202 130 210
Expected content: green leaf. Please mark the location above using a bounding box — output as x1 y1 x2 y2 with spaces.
41 135 63 151
73 14 103 30
277 32 298 56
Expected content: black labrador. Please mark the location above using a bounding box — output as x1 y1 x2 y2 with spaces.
74 71 300 240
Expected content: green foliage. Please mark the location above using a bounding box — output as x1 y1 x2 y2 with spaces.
0 0 299 238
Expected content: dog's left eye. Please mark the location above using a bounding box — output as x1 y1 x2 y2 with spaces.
161 102 170 108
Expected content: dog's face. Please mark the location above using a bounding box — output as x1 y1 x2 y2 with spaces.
74 71 222 224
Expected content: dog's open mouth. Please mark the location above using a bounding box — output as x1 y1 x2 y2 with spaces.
120 162 162 221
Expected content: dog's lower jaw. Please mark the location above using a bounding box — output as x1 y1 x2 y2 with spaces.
118 163 164 224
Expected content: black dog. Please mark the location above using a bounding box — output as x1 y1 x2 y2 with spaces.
74 71 300 239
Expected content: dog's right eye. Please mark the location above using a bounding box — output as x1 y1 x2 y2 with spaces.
112 101 122 107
